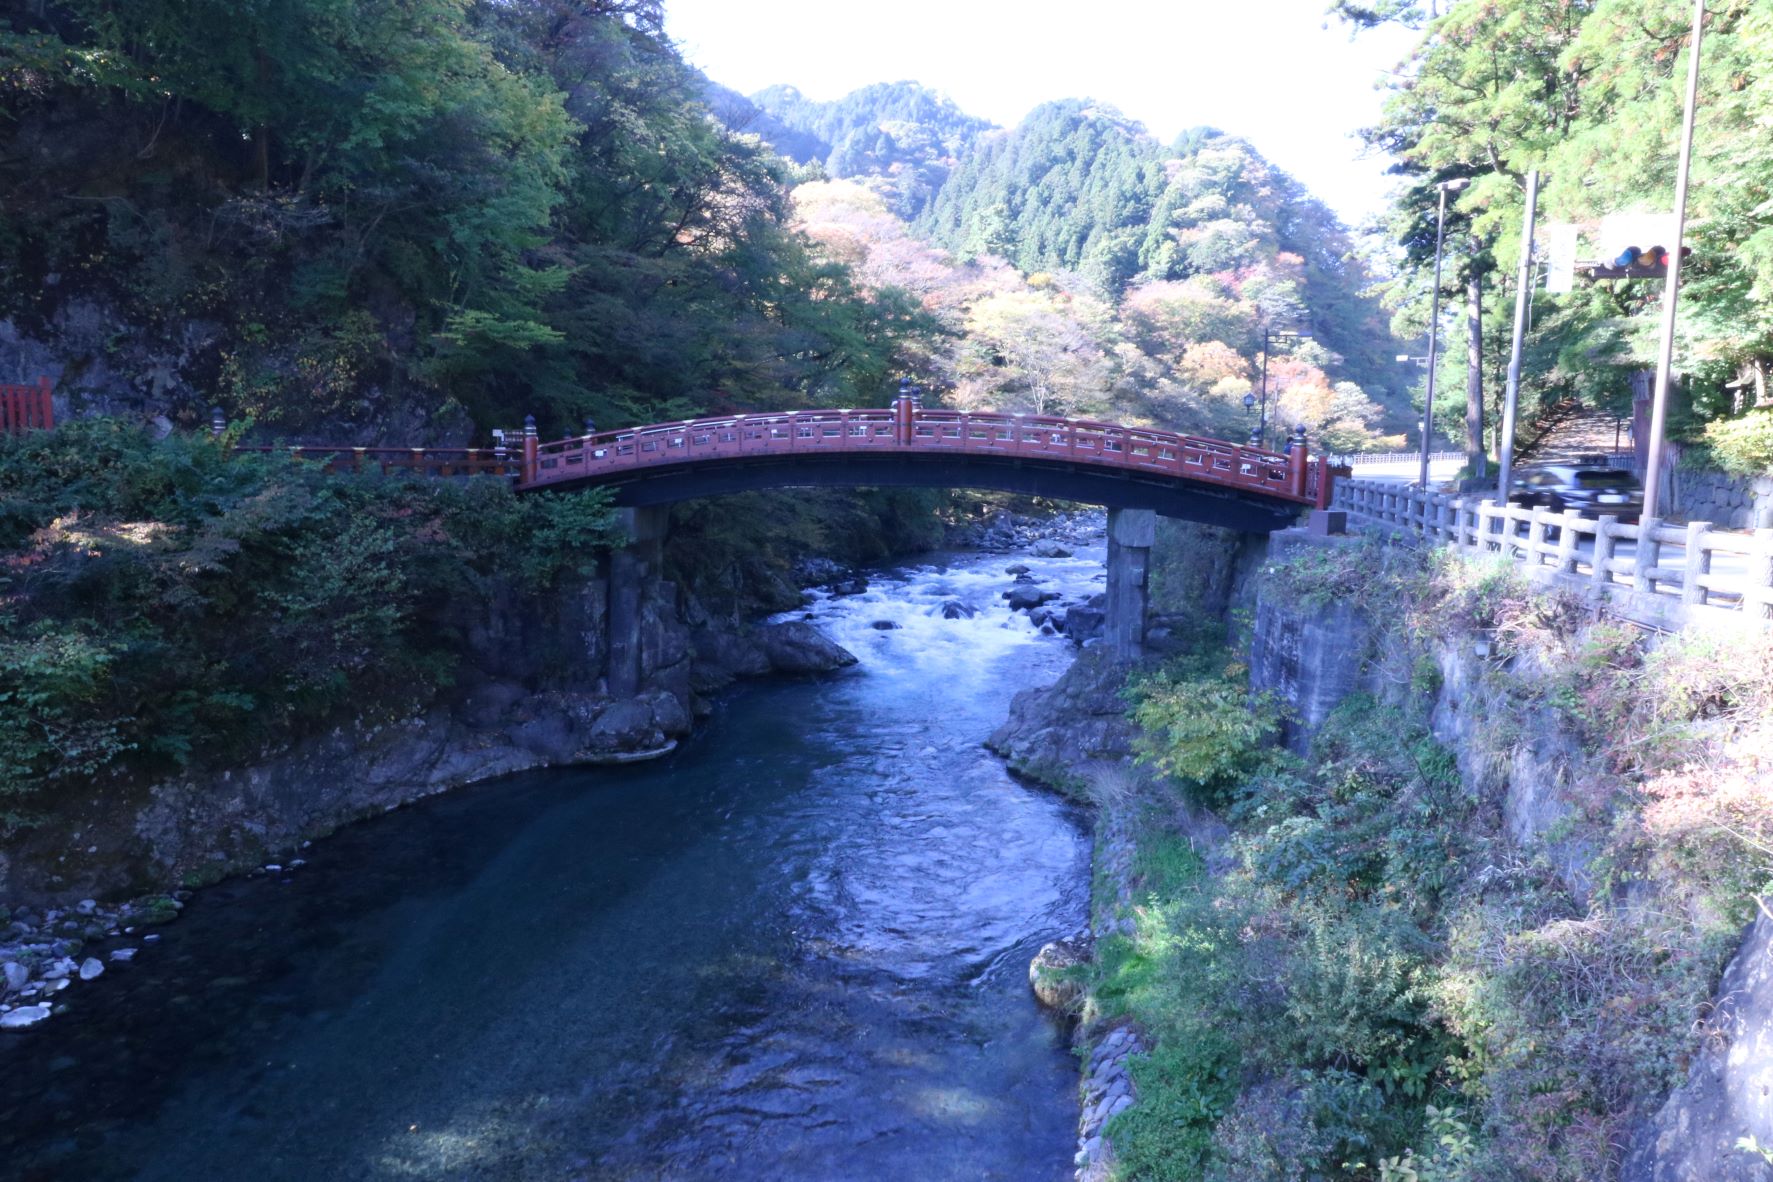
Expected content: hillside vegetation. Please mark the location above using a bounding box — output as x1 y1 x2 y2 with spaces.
0 1 923 439
1104 547 1773 1180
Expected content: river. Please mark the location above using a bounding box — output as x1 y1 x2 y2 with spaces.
0 541 1102 1181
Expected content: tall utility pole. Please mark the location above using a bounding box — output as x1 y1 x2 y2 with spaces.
1465 273 1486 478
1495 169 1540 505
1641 0 1707 522
1418 178 1469 488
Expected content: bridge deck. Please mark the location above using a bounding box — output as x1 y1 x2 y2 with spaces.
526 408 1321 507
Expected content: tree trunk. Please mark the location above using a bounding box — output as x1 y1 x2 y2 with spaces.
1465 272 1486 477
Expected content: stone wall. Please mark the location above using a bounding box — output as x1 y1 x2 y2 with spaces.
1671 467 1773 530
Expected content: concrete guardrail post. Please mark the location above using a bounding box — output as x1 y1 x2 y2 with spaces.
1681 521 1713 606
1635 516 1663 595
1593 516 1619 588
1555 509 1581 575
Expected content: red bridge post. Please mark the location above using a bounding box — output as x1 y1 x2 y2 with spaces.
522 415 539 484
1288 427 1310 499
894 379 916 446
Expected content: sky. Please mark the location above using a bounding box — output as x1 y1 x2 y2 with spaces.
663 0 1421 228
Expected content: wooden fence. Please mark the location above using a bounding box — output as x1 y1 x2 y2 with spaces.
1335 478 1773 621
1 377 53 435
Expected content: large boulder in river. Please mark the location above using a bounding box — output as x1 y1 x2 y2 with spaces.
1004 585 1059 612
757 622 858 674
1029 939 1089 1011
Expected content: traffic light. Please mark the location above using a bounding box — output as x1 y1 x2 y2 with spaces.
1603 243 1691 276
1582 214 1692 281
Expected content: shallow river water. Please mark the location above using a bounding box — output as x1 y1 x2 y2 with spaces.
0 543 1103 1181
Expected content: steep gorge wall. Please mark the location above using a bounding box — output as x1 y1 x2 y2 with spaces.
0 559 854 909
1251 529 1773 1182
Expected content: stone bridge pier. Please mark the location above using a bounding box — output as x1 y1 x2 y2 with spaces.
1104 507 1155 662
607 505 670 697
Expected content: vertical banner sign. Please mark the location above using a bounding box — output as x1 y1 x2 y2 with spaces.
1543 223 1579 294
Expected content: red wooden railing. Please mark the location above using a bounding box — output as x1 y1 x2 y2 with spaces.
526 408 1320 504
1 377 54 435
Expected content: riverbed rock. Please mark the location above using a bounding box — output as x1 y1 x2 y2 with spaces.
827 577 868 597
987 649 1143 791
2 961 27 992
757 622 858 674
1029 939 1089 1011
938 600 977 620
1005 586 1060 611
585 699 656 751
0 1004 51 1028
689 627 773 692
1032 542 1073 558
870 620 901 630
78 957 103 981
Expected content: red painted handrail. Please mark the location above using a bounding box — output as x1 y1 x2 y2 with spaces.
1 377 54 435
525 408 1314 504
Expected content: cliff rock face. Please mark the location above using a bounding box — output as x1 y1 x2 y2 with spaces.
987 649 1142 794
1246 530 1772 1181
1 565 854 908
1626 910 1773 1182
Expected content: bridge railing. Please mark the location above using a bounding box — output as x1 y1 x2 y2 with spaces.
2 377 54 435
527 407 1315 504
1335 477 1773 622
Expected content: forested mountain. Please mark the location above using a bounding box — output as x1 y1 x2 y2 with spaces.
917 100 1407 421
0 0 924 440
1350 0 1773 473
745 82 994 218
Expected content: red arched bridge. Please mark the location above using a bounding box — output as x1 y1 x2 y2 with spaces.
240 402 1339 534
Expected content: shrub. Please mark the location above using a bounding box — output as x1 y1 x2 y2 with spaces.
1128 665 1281 805
1688 408 1773 477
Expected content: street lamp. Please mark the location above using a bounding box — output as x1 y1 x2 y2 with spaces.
1419 176 1470 489
1255 325 1311 451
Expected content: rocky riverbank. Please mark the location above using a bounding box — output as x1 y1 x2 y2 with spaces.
0 576 861 1030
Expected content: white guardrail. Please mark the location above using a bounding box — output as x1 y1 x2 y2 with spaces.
1334 478 1773 621
1332 449 1466 469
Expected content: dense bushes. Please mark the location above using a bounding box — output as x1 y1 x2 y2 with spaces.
1686 408 1773 477
0 420 617 821
1105 549 1773 1180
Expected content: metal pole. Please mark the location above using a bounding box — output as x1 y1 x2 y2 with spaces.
1641 0 1706 522
1420 184 1450 488
1496 169 1540 504
1258 325 1270 449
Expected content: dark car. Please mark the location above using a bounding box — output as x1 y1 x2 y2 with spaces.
1508 465 1643 521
